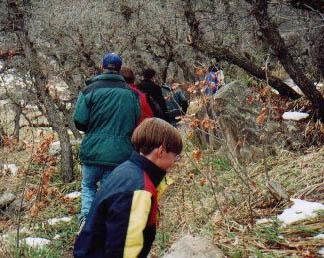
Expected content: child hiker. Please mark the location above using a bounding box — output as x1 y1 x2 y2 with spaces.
74 118 183 258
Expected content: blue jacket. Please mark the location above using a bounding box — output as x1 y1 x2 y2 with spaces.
73 152 166 258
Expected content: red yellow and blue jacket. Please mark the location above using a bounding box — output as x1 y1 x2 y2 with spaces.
73 152 166 258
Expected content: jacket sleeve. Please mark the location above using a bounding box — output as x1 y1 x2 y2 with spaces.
73 92 90 132
104 190 152 258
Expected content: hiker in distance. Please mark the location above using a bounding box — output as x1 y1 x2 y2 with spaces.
138 68 170 122
74 118 183 258
73 52 141 228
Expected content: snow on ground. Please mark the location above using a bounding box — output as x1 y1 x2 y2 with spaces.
256 199 324 226
47 216 72 225
282 112 309 121
23 237 50 248
53 234 61 240
2 164 18 176
64 191 81 200
278 199 324 225
256 218 272 224
319 247 324 257
314 234 324 239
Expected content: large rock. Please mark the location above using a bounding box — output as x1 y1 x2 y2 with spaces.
0 192 16 209
193 81 302 163
162 235 224 258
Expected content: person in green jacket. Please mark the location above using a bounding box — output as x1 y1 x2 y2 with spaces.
73 52 140 226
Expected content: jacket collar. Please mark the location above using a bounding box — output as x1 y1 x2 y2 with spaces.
129 151 166 187
86 72 126 85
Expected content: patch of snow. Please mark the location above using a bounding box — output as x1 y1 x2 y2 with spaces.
315 82 324 89
47 217 72 225
278 199 324 225
20 227 32 234
319 247 324 257
284 78 304 96
2 164 18 176
314 234 324 239
282 112 309 121
23 237 50 248
64 191 81 200
270 88 279 95
256 218 272 224
53 234 61 240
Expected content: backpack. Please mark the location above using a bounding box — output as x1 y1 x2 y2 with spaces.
146 95 166 120
162 85 188 123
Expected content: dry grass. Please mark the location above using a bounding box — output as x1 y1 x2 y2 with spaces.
154 144 324 257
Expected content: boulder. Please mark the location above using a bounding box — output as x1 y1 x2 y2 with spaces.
162 235 224 258
193 81 303 163
0 192 16 209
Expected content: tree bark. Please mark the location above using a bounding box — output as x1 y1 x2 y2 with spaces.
249 0 324 119
13 104 22 141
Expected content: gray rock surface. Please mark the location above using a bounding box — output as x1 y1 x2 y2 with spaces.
162 235 224 258
194 81 303 163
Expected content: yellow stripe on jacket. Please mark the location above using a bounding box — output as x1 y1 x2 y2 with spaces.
123 190 152 258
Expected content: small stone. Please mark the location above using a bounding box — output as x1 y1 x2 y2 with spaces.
49 141 61 156
162 235 224 258
64 191 81 200
47 217 72 225
53 234 61 240
23 237 50 248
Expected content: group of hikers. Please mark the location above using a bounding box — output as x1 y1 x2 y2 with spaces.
73 52 186 258
72 52 224 257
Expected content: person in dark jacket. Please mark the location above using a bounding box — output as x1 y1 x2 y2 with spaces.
121 67 153 123
73 52 140 225
162 83 189 127
74 118 183 258
137 68 169 121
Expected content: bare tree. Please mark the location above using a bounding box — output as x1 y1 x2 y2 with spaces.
246 0 324 119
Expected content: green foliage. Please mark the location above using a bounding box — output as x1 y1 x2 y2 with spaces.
230 249 244 258
255 223 283 245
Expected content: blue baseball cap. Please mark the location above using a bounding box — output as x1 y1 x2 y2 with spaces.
102 52 122 71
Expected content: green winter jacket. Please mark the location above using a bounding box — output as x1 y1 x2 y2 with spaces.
73 73 140 166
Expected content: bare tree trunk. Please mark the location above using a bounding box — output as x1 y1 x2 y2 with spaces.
7 0 74 182
56 127 74 183
249 0 324 120
13 104 22 141
0 122 5 148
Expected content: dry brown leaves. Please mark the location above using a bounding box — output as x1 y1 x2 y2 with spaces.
32 134 57 165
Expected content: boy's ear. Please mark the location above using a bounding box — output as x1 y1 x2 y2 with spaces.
157 145 164 158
